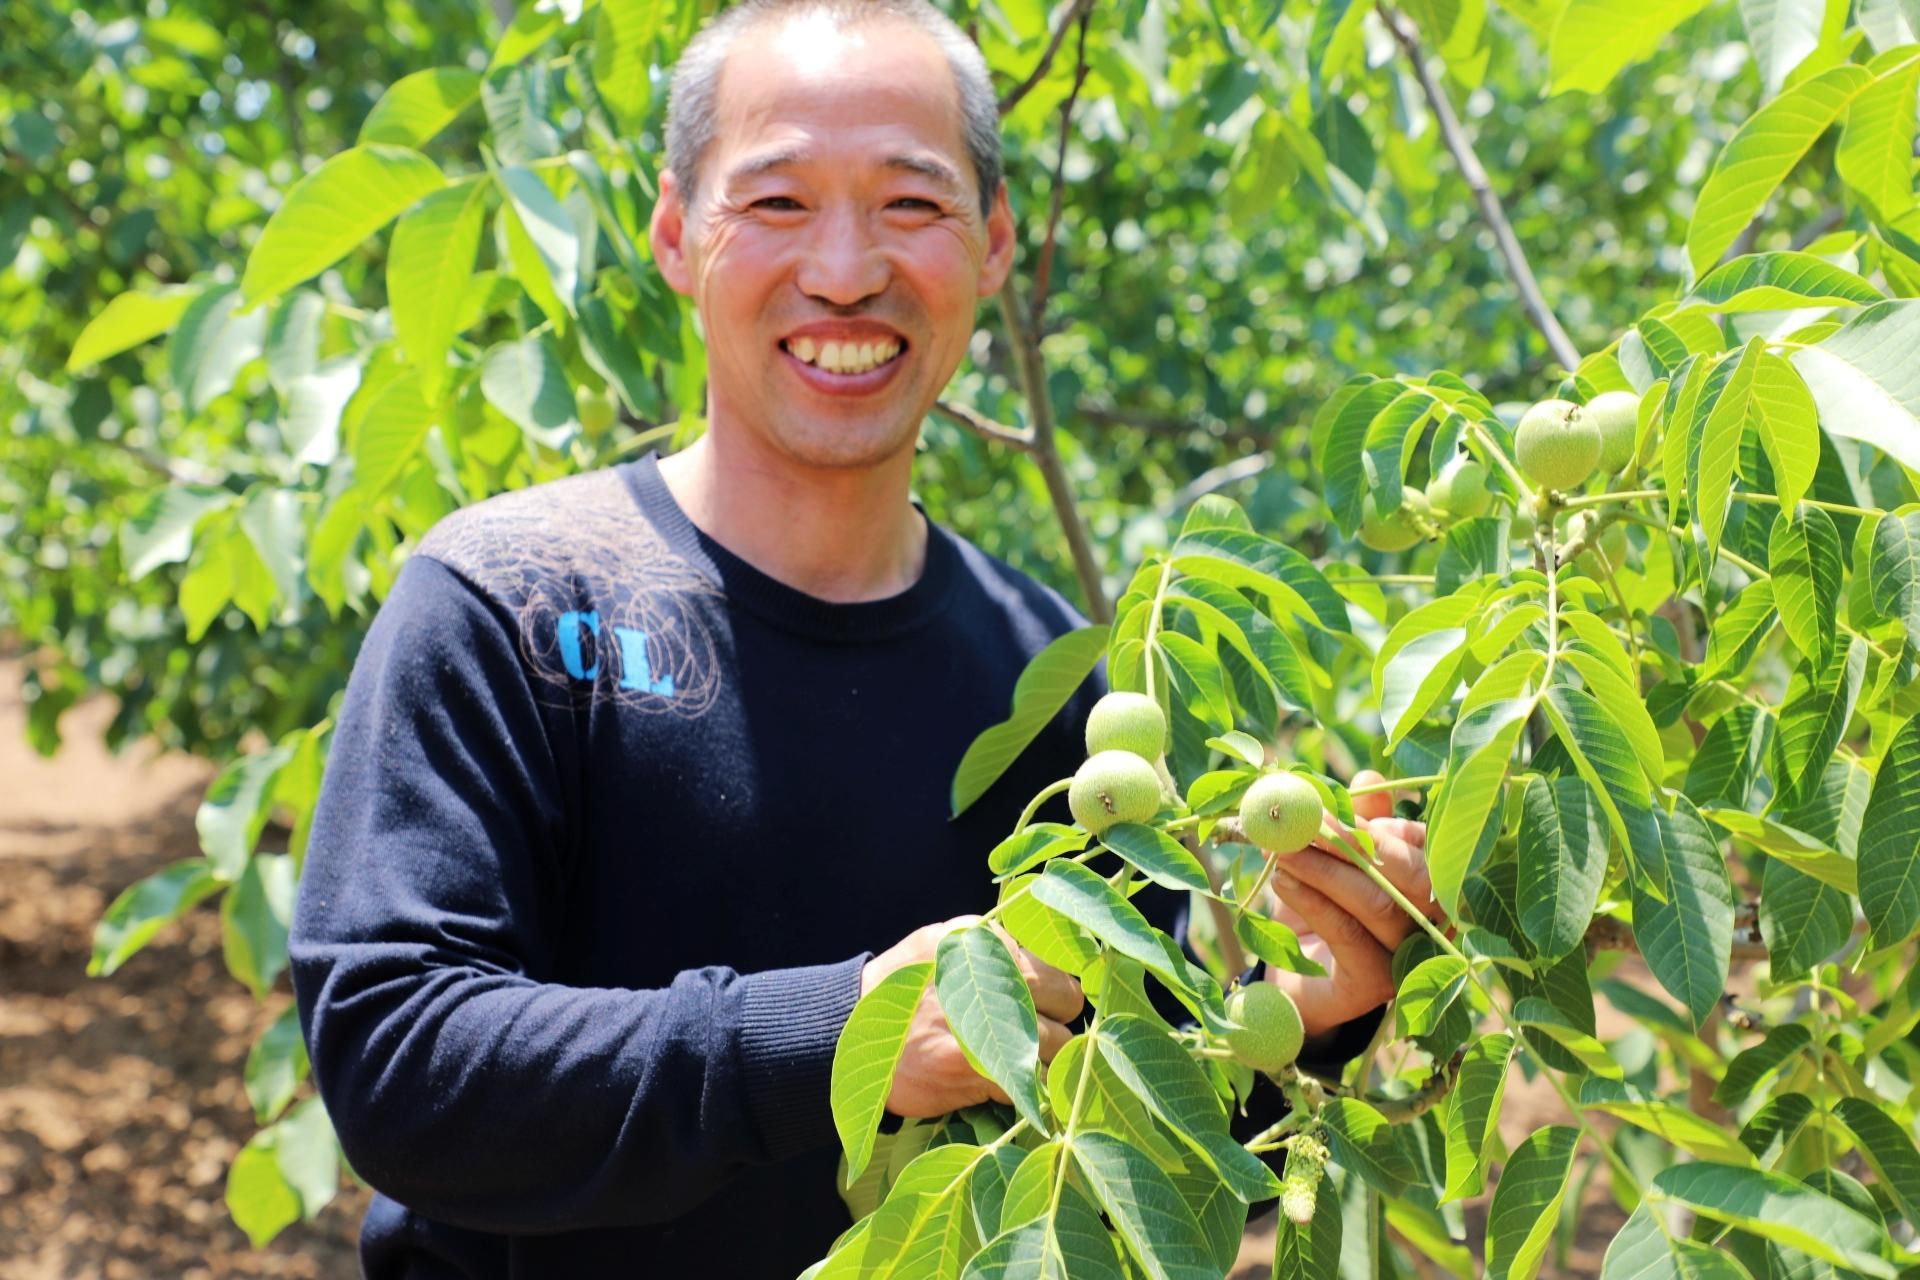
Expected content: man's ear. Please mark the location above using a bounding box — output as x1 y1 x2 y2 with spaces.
978 180 1015 298
650 169 696 297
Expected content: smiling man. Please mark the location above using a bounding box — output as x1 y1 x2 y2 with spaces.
290 3 1433 1277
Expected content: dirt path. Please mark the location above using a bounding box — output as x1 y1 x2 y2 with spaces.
1 655 1625 1277
0 657 367 1279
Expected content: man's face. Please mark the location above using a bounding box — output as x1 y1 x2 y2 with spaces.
651 14 1014 471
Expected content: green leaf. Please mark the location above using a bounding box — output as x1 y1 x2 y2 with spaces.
1687 252 1883 313
1541 684 1657 865
196 745 295 881
989 824 1088 879
1029 863 1217 1020
1485 1126 1580 1280
496 164 580 325
1860 716 1920 948
358 68 483 146
1631 797 1736 1030
1318 380 1408 536
1099 825 1211 895
1548 0 1714 94
282 357 358 468
120 485 234 582
1169 527 1349 634
490 3 568 68
999 878 1099 977
241 145 445 306
1156 631 1233 734
1693 339 1766 571
1443 1032 1514 1201
480 336 577 450
1771 638 1867 810
1395 954 1470 1038
1071 1132 1218 1280
389 179 488 403
245 1004 310 1126
88 858 221 978
1770 505 1844 668
1273 1158 1344 1280
221 853 297 999
68 285 200 370
1686 64 1875 279
1649 1162 1895 1279
1095 1015 1279 1204
1375 593 1480 744
1233 913 1326 977
1702 580 1779 680
170 282 268 411
832 961 932 1186
351 366 436 495
1601 1200 1752 1280
1715 1023 1814 1106
1684 707 1773 809
1517 776 1610 960
591 0 659 129
226 1134 301 1248
963 1186 1121 1280
935 926 1047 1134
1702 805 1857 893
1428 698 1535 918
1321 1097 1416 1195
273 1096 339 1219
860 1143 987 1280
952 627 1107 816
1750 350 1822 514
1558 647 1663 784
1577 1079 1758 1166
1868 510 1920 651
1833 1097 1920 1229
1167 578 1315 711
1760 856 1854 982
1838 50 1920 223
1511 997 1624 1077
1790 300 1920 474
1740 0 1832 97
1740 1092 1817 1161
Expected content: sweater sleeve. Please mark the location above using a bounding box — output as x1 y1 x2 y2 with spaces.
289 554 864 1234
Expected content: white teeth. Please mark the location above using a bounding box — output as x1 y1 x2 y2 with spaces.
788 337 903 375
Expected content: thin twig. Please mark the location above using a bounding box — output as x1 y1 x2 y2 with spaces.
996 0 1098 115
1030 11 1091 322
932 399 1033 451
1381 7 1581 372
1170 454 1273 510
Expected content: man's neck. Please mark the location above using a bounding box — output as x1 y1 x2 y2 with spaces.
655 434 928 604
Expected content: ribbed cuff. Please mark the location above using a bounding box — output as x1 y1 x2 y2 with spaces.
736 955 869 1161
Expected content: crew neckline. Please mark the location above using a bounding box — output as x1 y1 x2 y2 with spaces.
618 453 959 643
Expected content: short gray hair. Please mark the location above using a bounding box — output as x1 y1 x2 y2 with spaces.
665 0 1002 217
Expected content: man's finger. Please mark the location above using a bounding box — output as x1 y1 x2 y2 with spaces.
1274 849 1418 951
1002 934 1085 1024
1038 1016 1074 1063
1269 869 1396 1011
1305 816 1442 924
1351 769 1395 823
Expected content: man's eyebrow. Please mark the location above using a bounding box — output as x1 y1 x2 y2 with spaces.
724 147 809 184
883 154 965 194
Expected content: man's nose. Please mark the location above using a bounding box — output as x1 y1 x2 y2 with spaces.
794 206 889 307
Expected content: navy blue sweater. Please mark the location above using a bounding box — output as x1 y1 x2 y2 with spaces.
290 456 1136 1277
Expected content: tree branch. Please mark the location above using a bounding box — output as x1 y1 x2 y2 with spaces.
1381 7 1582 372
996 0 1097 116
1074 401 1270 446
1170 454 1273 510
997 283 1113 622
1030 12 1091 323
931 399 1033 450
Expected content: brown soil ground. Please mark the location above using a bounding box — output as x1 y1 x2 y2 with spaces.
1 654 1623 1279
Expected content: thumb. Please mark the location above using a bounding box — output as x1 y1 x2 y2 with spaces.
1350 769 1395 822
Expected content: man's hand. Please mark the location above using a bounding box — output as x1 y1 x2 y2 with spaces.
861 916 1085 1118
1263 770 1444 1039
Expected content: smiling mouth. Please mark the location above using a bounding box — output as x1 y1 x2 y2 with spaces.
780 335 907 376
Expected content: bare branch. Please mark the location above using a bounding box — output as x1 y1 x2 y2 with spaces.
931 399 1033 451
1030 12 1091 322
1170 455 1273 510
997 281 1113 622
996 0 1097 116
1381 7 1582 372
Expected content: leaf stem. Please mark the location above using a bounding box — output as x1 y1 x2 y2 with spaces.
1728 490 1882 520
1350 774 1441 796
1468 421 1539 508
1559 489 1664 511
1014 779 1074 835
1142 557 1176 705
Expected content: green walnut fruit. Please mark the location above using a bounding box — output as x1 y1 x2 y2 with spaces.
1070 750 1164 835
1514 398 1600 492
1084 691 1166 761
1428 458 1491 519
1599 521 1629 564
577 386 619 435
1585 390 1641 474
1510 502 1536 541
1238 772 1324 854
1224 982 1305 1073
1357 488 1430 553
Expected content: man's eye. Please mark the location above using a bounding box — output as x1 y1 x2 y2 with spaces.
889 198 941 212
753 197 803 212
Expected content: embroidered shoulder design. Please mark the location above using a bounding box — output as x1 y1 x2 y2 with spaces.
417 469 723 717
